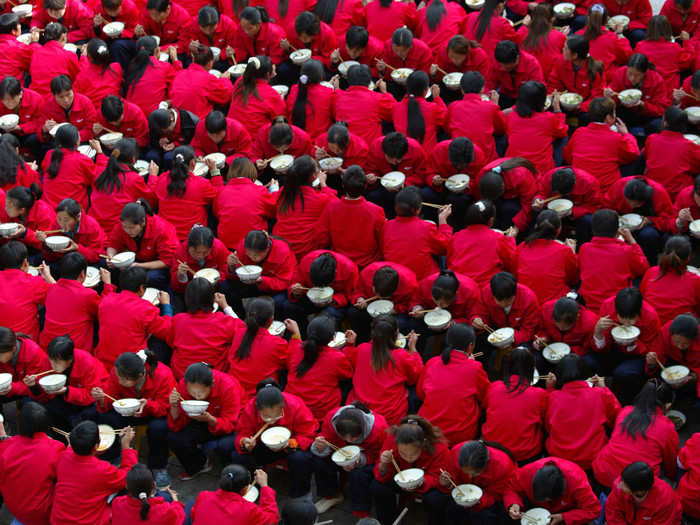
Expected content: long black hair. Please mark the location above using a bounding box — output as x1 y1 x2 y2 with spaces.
295 316 335 377
0 134 25 187
525 209 560 243
278 155 316 215
167 146 194 197
47 124 80 179
126 464 155 521
94 138 139 194
621 381 674 439
123 36 158 97
476 0 504 41
425 0 447 30
234 298 274 360
405 71 429 144
233 55 273 105
314 0 346 24
503 346 536 393
86 38 117 75
370 315 397 372
291 59 323 130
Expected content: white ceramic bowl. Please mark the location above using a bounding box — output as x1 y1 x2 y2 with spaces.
686 106 700 124
608 14 630 30
243 485 259 502
381 171 405 190
620 213 643 231
689 219 700 238
261 426 291 451
38 373 66 393
451 484 483 507
158 52 169 62
270 154 294 173
521 508 551 525
210 46 221 61
367 299 394 318
611 325 640 345
666 409 687 430
78 144 96 159
45 235 70 251
547 198 573 217
391 68 413 85
228 63 247 77
194 267 220 284
16 33 32 44
0 373 12 391
331 445 361 467
618 88 642 107
307 286 334 306
684 134 700 145
443 72 463 90
328 331 346 348
553 2 575 17
424 308 452 331
193 161 208 177
272 85 289 98
113 397 140 416
133 159 149 175
0 114 19 131
319 157 343 173
531 368 540 386
63 43 78 53
559 92 583 111
487 327 515 349
236 264 263 283
12 4 33 17
290 49 312 65
180 400 210 416
394 467 424 490
97 424 116 452
150 35 160 46
543 342 571 363
99 132 123 148
268 320 286 336
465 0 485 7
0 222 20 237
661 365 690 386
111 251 135 269
320 80 334 90
142 287 160 306
103 21 124 37
209 69 222 78
338 60 360 77
205 152 226 168
445 174 470 193
82 266 101 288
49 122 69 137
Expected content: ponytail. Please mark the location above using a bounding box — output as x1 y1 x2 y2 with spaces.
391 415 444 455
525 209 560 243
370 315 397 372
584 3 607 41
167 146 194 197
234 56 272 105
425 0 446 31
441 323 475 364
291 60 323 131
125 464 154 521
235 298 274 360
0 135 24 186
476 0 502 41
405 71 429 144
295 316 334 377
656 235 691 279
95 138 139 194
124 36 157 97
48 124 80 179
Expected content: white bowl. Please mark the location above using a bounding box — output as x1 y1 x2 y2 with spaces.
243 485 259 502
271 85 289 98
319 157 343 173
424 308 452 331
12 4 32 17
307 286 334 306
391 68 413 85
532 367 540 386
685 134 700 145
158 52 169 62
49 122 69 137
210 46 221 61
228 64 247 77
547 198 573 217
261 426 291 451
83 266 101 288
338 60 360 77
451 484 483 507
445 174 470 193
111 251 135 268
0 114 19 131
607 14 630 30
209 69 222 78
689 219 700 238
269 154 294 173
133 159 149 175
16 33 32 44
380 171 405 190
0 222 20 237
686 106 700 124
465 0 485 6
38 373 66 393
194 267 220 284
290 49 312 65
112 397 140 416
78 144 96 159
443 72 463 90
661 365 690 386
543 342 571 363
0 373 12 391
268 320 286 336
97 424 116 452
521 508 551 525
611 325 640 345
99 132 123 148
666 409 687 430
180 400 210 416
205 152 226 169
142 287 160 306
103 21 124 37
63 43 78 54
487 327 515 349
235 264 262 283
193 161 208 177
331 444 361 466
150 35 160 46
553 2 575 17
320 81 335 91
328 331 346 348
45 235 70 251
394 467 424 490
618 88 642 107
620 213 643 231
367 299 394 318
559 92 583 111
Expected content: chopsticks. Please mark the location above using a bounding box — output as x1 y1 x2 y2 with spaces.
414 308 439 315
513 18 526 26
319 438 354 458
681 90 700 101
35 369 57 377
541 194 562 204
177 260 195 276
101 125 118 134
103 392 118 403
469 352 484 359
482 324 495 334
391 455 405 482
99 254 112 260
374 57 396 71
101 427 131 435
251 421 272 441
51 427 70 437
521 516 540 525
43 229 63 234
392 508 409 525
440 469 466 497
436 65 448 75
654 355 665 371
421 202 447 210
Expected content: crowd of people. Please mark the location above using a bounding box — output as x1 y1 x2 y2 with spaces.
2 0 700 521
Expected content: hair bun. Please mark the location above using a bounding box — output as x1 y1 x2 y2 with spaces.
138 492 148 500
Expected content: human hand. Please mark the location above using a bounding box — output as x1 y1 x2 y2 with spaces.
120 426 135 449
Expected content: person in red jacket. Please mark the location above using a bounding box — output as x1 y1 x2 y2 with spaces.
329 26 382 77
364 0 416 43
232 379 317 497
607 463 683 525
377 28 433 95
661 0 700 36
167 363 243 480
287 60 335 140
74 39 123 112
170 226 230 295
310 403 389 516
0 402 66 525
415 0 466 54
578 209 649 313
50 420 137 525
674 175 700 233
135 0 190 49
176 6 238 60
0 78 44 153
439 440 517 525
32 0 94 43
545 354 621 470
417 325 489 445
39 74 97 144
549 35 605 114
486 41 544 109
0 13 38 83
40 129 94 209
190 465 279 525
431 36 489 98
250 120 312 165
191 111 252 163
519 5 567 79
504 457 601 525
464 0 522 59
593 381 678 488
410 270 481 330
91 0 140 70
29 23 80 98
515 211 579 305
658 314 700 396
603 0 652 45
285 317 353 420
563 97 640 193
277 11 335 82
232 7 286 66
314 125 369 181
473 272 542 349
0 328 50 401
96 96 150 149
678 430 700 520
371 416 450 525
1 186 54 253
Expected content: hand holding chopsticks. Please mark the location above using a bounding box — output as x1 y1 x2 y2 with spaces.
319 437 354 458
439 469 466 497
251 421 272 441
390 453 405 482
177 260 195 276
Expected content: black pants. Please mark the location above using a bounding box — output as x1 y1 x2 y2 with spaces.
312 456 375 512
167 421 236 474
370 479 448 525
98 410 169 469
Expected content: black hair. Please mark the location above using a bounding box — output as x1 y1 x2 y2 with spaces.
479 158 536 202
614 287 643 319
494 40 519 64
114 351 147 380
0 13 20 34
269 122 294 149
244 230 272 252
381 131 409 159
503 346 536 392
566 34 603 82
475 0 504 41
56 197 81 219
550 167 576 196
628 53 653 73
187 225 215 249
121 200 153 225
460 70 485 94
334 402 372 437
328 122 350 152
167 146 194 197
234 55 274 105
101 95 125 124
44 22 67 42
280 501 318 525
278 155 316 214
146 0 170 10
621 381 673 438
621 462 654 493
47 335 75 362
240 6 269 24
557 354 584 385
185 278 215 314
95 138 139 194
432 269 459 303
623 178 654 206
526 209 560 243
391 27 413 48
370 315 397 372
50 74 72 96
61 252 87 280
664 105 688 133
124 36 158 98
490 272 517 301
391 414 443 455
425 0 447 31
191 43 214 67
341 165 366 198
591 209 620 237
294 11 321 36
458 440 516 470
147 108 172 144
588 97 616 123
204 111 227 135
234 297 274 360
291 60 323 130
552 297 579 325
0 135 26 188
465 200 495 226
442 324 476 364
692 70 700 91
255 378 285 409
70 420 100 456
309 252 337 287
219 464 251 492
532 462 566 501
86 38 113 74
0 76 21 98
0 241 28 270
184 362 214 386
447 137 474 171
670 314 698 340
372 265 399 298
405 71 429 143
314 0 344 24
515 80 546 118
126 464 155 520
346 64 372 87
345 26 369 49
198 5 219 27
18 401 50 438
657 235 691 279
119 266 148 293
47 124 80 179
295 316 335 377
395 186 422 217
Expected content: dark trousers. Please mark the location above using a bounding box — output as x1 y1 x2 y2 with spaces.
346 308 418 344
108 38 137 71
370 480 448 525
312 455 375 512
419 186 472 231
42 396 96 431
445 500 509 525
632 225 667 266
280 296 346 336
167 421 236 474
493 197 522 231
217 278 287 319
367 186 400 219
98 410 169 469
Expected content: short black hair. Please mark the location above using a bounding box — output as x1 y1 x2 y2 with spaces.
70 420 100 456
591 209 619 237
18 401 51 438
490 272 517 301
47 335 75 362
494 40 519 64
532 462 565 501
615 287 643 319
61 252 88 280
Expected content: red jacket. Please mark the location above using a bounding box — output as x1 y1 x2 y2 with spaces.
0 35 35 82
643 130 700 198
604 175 675 232
89 167 155 233
485 50 544 101
39 91 97 143
463 10 522 59
658 321 700 396
92 0 139 40
214 178 276 250
674 184 700 231
563 122 640 193
578 236 649 313
635 40 693 96
230 21 287 66
596 296 662 359
411 271 481 324
96 99 149 148
661 0 700 35
74 60 123 111
0 268 51 341
94 289 172 369
327 0 363 36
519 27 567 78
447 224 517 288
273 186 337 259
286 339 354 420
433 43 490 82
111 495 185 525
170 238 230 293
31 0 94 42
417 352 489 444
334 86 395 147
0 87 43 136
191 117 252 161
0 337 49 398
286 83 335 139
316 405 389 465
603 0 652 31
393 95 447 153
249 0 315 36
169 63 234 120
504 457 602 525
41 212 108 264
317 197 385 268
373 433 450 493
0 198 54 251
351 261 417 314
40 278 113 350
516 239 579 304
640 267 700 325
177 14 238 53
137 1 190 45
382 216 451 280
168 370 243 435
228 78 288 137
290 249 359 307
366 135 428 187
415 1 467 53
549 56 605 112
545 381 621 470
577 28 632 74
475 282 541 345
482 376 548 461
609 65 670 118
593 406 679 488
108 214 178 265
250 122 311 163
287 21 337 68
153 172 219 240
536 166 602 220
35 348 108 407
506 110 568 175
101 363 176 418
168 311 239 379
50 448 138 525
232 237 296 293
29 40 80 97
536 299 597 356
0 433 65 525
678 432 700 518
124 58 180 116
364 0 417 43
333 34 384 76
380 35 432 74
234 392 317 452
606 475 682 525
315 127 370 170
190 487 278 525
443 443 516 511
428 140 487 189
344 343 423 425
0 162 41 194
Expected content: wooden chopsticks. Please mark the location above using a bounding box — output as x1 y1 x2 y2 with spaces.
35 369 57 377
421 202 448 210
541 194 562 204
51 427 70 437
392 508 409 525
319 438 354 458
440 469 466 497
177 260 195 276
374 57 395 71
251 421 272 441
391 455 405 482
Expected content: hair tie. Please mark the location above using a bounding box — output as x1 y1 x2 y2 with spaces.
492 165 502 174
175 153 185 162
138 492 148 501
406 418 419 425
248 57 261 70
97 45 107 55
476 200 486 212
158 101 169 110
300 74 309 84
264 383 273 388
591 3 604 12
227 472 234 479
111 148 120 158
136 349 148 362
566 291 578 300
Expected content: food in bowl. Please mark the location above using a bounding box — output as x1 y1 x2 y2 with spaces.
611 325 640 345
272 85 289 98
445 174 470 193
210 46 221 61
12 4 33 17
338 60 360 76
391 68 413 85
113 398 140 416
158 52 169 61
0 114 19 131
45 235 71 251
235 264 263 283
111 251 135 269
451 484 483 507
97 424 116 452
367 299 394 318
0 373 12 392
141 287 160 306
319 157 343 172
268 320 286 336
547 198 574 217
133 160 149 175
331 445 361 467
103 21 124 37
290 49 312 64
38 374 66 393
465 0 485 7
64 43 78 53
666 409 686 430
99 132 123 148
619 213 643 231
618 88 642 107
328 331 346 348
307 286 334 306
686 106 700 124
194 267 220 284
228 63 247 77
270 154 294 173
0 222 20 237
553 2 575 17
78 144 97 158
661 365 690 385
82 266 101 288
394 468 424 490
261 426 291 451
521 508 551 525
443 72 463 90
209 69 222 78
543 342 571 363
487 327 515 349
559 92 583 111
689 220 700 238
204 152 226 169
16 33 32 44
381 171 406 190
150 35 160 46
424 308 452 331
180 400 210 416
607 14 630 29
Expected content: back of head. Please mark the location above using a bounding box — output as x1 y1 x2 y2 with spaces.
556 354 584 385
0 13 19 34
550 167 576 196
460 70 484 94
119 266 148 292
670 313 698 339
394 186 422 217
591 208 619 237
61 252 88 280
255 379 284 409
347 64 372 87
490 272 517 301
184 362 214 386
515 80 546 118
552 297 579 324
527 209 560 242
588 97 615 123
126 463 155 520
70 420 100 455
614 287 643 319
464 200 495 226
372 265 399 298
392 27 414 48
623 178 653 204
281 500 318 525
341 165 366 197
532 462 566 501
442 323 475 364
494 40 519 65
621 462 654 492
18 401 50 438
658 235 691 277
370 314 398 371
47 335 75 362
503 346 535 391
622 381 673 438
115 351 147 380
185 277 214 313
44 22 67 42
219 464 251 492
664 105 688 133
309 252 337 287
0 240 28 270
447 137 474 170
